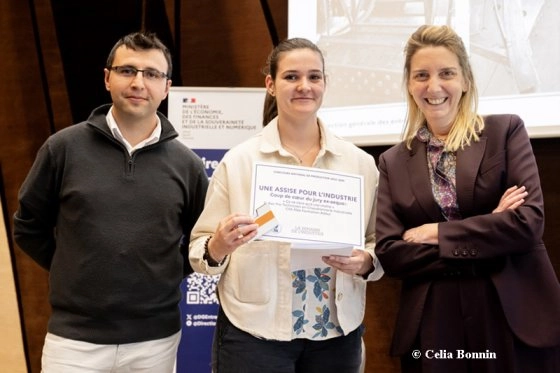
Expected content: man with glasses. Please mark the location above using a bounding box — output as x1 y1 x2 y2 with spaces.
13 31 208 372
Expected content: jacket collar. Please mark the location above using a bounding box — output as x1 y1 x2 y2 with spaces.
259 116 343 158
86 104 179 143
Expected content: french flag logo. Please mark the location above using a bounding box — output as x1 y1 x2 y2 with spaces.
182 97 197 103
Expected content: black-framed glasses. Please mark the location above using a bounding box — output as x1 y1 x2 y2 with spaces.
108 65 169 81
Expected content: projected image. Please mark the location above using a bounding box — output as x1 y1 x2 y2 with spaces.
314 0 559 106
289 0 560 144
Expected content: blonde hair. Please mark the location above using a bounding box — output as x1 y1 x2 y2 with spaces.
402 25 484 151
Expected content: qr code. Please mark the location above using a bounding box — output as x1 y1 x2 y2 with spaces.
185 273 220 305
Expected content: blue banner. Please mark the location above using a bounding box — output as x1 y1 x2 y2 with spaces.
177 274 220 373
168 87 265 372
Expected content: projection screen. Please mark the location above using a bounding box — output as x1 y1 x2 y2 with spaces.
288 0 560 145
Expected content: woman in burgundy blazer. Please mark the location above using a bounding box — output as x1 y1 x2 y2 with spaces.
375 25 560 372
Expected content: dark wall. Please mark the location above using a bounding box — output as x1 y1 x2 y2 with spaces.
1 1 558 372
50 0 173 120
1 1 55 370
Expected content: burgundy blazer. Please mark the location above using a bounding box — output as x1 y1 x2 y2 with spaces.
375 114 560 355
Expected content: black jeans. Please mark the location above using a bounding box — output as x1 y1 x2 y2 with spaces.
212 308 364 373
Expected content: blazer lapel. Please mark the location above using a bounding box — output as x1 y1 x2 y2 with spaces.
456 137 487 216
406 140 443 221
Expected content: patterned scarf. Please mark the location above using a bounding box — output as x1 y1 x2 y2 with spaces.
417 127 461 220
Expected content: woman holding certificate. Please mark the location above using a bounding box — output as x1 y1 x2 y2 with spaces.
189 38 384 373
375 25 560 372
